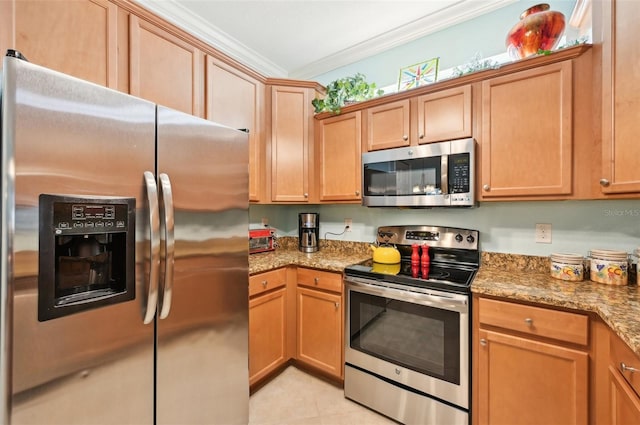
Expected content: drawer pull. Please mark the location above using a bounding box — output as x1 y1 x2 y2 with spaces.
524 318 533 326
621 362 640 373
314 277 319 285
261 280 268 288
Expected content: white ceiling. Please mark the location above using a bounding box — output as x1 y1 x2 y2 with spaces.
135 0 517 79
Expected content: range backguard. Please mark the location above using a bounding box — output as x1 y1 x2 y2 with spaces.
38 195 136 321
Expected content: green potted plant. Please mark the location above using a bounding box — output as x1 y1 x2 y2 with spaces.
312 73 383 114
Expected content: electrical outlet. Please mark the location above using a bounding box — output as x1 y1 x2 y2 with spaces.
261 217 269 227
535 223 552 243
344 218 352 231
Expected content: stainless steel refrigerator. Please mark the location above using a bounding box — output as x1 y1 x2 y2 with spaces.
0 51 249 424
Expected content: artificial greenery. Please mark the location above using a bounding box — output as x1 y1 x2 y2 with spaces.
312 73 383 114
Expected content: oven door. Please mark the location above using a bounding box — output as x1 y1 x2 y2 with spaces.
345 277 469 409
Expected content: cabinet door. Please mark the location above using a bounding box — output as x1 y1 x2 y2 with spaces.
316 111 362 202
417 85 472 144
364 99 410 151
249 288 287 386
481 61 573 198
599 0 640 194
129 15 204 116
297 286 342 378
609 366 640 425
11 0 118 88
477 329 588 425
270 86 312 202
207 57 265 202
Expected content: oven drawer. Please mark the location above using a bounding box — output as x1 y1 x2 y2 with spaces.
249 268 287 297
611 332 640 397
478 298 588 346
297 267 342 293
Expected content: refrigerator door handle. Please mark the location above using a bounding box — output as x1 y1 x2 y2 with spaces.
143 171 161 325
158 173 175 319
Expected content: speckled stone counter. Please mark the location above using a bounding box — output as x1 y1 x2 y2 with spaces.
473 259 640 358
249 242 640 358
249 237 371 274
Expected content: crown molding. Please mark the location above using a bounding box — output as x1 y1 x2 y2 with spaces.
134 0 516 80
289 0 517 79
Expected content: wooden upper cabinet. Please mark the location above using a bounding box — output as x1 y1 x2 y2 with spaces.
417 85 472 144
316 111 362 202
269 85 313 203
206 57 265 202
363 99 411 151
11 0 118 88
599 0 640 194
480 61 573 199
129 15 204 116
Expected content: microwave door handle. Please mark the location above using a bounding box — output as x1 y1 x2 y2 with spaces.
441 154 449 195
143 171 160 325
158 173 175 320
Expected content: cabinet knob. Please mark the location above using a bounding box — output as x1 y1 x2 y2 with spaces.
524 318 533 326
261 280 268 288
599 178 610 187
621 362 640 373
314 277 319 285
419 134 425 139
334 302 340 309
304 193 308 198
483 184 490 191
402 135 408 141
480 338 487 346
355 190 360 196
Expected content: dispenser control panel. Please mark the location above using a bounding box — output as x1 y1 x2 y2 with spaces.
54 202 129 234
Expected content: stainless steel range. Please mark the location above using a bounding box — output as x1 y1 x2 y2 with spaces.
344 225 479 425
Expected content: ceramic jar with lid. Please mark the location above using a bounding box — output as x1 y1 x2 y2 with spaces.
550 253 584 281
589 249 629 285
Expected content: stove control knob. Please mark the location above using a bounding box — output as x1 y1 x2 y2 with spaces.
466 234 475 244
455 234 463 243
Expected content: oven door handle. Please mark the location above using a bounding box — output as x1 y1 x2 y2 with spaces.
346 279 468 313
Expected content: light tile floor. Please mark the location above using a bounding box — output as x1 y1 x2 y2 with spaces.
249 366 397 425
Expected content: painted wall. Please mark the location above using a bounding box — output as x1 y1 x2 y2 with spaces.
250 200 640 257
311 0 580 89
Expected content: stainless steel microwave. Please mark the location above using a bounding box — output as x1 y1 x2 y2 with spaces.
362 138 475 207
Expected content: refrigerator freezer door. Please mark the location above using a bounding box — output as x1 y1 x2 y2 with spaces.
156 106 249 424
2 56 156 423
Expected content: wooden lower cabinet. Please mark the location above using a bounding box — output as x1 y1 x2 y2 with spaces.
474 296 589 425
296 268 343 379
477 329 588 425
248 269 288 386
608 331 640 424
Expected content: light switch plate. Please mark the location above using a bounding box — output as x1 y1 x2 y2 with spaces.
535 223 552 243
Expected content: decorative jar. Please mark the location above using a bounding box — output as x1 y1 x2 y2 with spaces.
589 249 629 285
506 3 566 60
550 253 584 281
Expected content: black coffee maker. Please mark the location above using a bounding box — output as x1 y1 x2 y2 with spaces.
298 213 319 253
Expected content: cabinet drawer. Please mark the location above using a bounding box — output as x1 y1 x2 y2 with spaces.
249 268 287 297
611 333 640 397
478 298 588 345
297 267 342 293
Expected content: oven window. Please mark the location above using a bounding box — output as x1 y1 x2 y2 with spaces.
364 156 442 197
349 290 460 384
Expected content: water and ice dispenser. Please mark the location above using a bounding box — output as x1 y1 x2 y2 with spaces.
38 195 136 321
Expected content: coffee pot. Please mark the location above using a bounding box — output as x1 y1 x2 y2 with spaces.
298 213 319 253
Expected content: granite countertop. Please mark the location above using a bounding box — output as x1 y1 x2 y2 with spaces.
249 241 640 358
473 267 640 357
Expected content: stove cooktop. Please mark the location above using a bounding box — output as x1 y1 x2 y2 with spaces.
344 225 481 295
